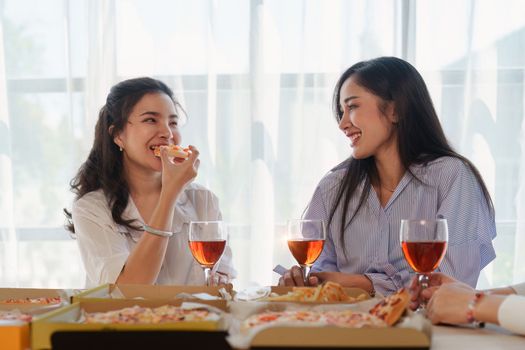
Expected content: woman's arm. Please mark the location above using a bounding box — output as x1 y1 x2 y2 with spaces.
426 282 503 325
116 146 200 284
426 281 525 335
434 159 496 287
115 189 180 284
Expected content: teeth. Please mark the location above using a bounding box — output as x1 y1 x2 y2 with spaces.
350 133 361 142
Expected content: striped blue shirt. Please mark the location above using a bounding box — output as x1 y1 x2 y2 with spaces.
306 156 496 295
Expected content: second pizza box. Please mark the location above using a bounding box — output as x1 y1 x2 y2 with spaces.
0 288 72 350
31 299 229 350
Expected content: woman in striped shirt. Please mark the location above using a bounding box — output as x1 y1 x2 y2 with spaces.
280 57 496 296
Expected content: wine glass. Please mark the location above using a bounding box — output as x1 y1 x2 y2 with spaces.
188 221 227 286
286 219 326 284
400 219 448 311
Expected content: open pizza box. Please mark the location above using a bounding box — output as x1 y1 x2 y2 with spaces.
31 299 229 350
0 288 72 310
0 288 73 350
227 292 432 349
72 283 233 303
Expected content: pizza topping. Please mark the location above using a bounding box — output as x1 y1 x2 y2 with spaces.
0 297 62 304
0 310 33 323
242 310 386 331
83 305 219 324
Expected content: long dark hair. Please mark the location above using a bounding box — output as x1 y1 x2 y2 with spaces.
328 57 494 251
64 77 181 233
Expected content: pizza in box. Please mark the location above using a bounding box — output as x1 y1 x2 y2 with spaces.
244 288 410 330
82 305 220 324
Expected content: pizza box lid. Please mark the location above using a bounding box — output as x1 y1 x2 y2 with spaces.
31 299 228 350
73 283 233 303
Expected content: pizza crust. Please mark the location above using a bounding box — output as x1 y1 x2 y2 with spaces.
153 145 190 158
369 288 410 326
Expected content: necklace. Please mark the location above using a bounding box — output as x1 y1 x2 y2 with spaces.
381 185 396 192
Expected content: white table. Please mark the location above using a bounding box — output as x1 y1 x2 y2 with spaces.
432 324 525 349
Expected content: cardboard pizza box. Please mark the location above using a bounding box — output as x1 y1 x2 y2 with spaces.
0 288 74 350
31 299 228 350
0 321 29 350
250 326 431 348
73 283 233 303
0 288 71 311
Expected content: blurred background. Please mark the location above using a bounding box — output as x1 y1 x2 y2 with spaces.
0 0 524 290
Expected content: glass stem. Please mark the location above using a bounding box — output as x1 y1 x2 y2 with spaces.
204 267 212 286
417 273 430 310
301 265 311 285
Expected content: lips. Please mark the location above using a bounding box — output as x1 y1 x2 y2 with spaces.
348 132 361 146
149 144 170 151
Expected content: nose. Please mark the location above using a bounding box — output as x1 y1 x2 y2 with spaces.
159 120 173 140
338 108 352 132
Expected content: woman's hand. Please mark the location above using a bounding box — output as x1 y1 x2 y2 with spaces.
278 266 320 286
426 282 476 324
409 272 461 310
159 145 200 196
278 268 373 293
209 272 231 286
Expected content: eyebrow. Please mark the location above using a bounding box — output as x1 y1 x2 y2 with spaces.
342 96 359 104
139 111 179 119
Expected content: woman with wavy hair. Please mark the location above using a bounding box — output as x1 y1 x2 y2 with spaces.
280 57 496 296
65 77 235 287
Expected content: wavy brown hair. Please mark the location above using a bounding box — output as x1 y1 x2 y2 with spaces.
64 77 181 234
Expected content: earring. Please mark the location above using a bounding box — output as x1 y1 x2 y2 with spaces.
119 147 123 152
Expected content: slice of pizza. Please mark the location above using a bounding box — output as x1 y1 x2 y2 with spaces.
293 286 322 301
317 281 351 302
0 297 62 304
264 286 321 302
368 288 410 326
153 145 190 158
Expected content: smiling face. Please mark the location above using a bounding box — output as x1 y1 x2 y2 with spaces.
113 92 181 174
338 76 398 160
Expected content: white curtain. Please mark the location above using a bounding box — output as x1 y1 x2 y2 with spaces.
0 0 523 289
0 0 17 286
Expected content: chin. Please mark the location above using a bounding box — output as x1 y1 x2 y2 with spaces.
351 150 366 159
149 160 163 172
